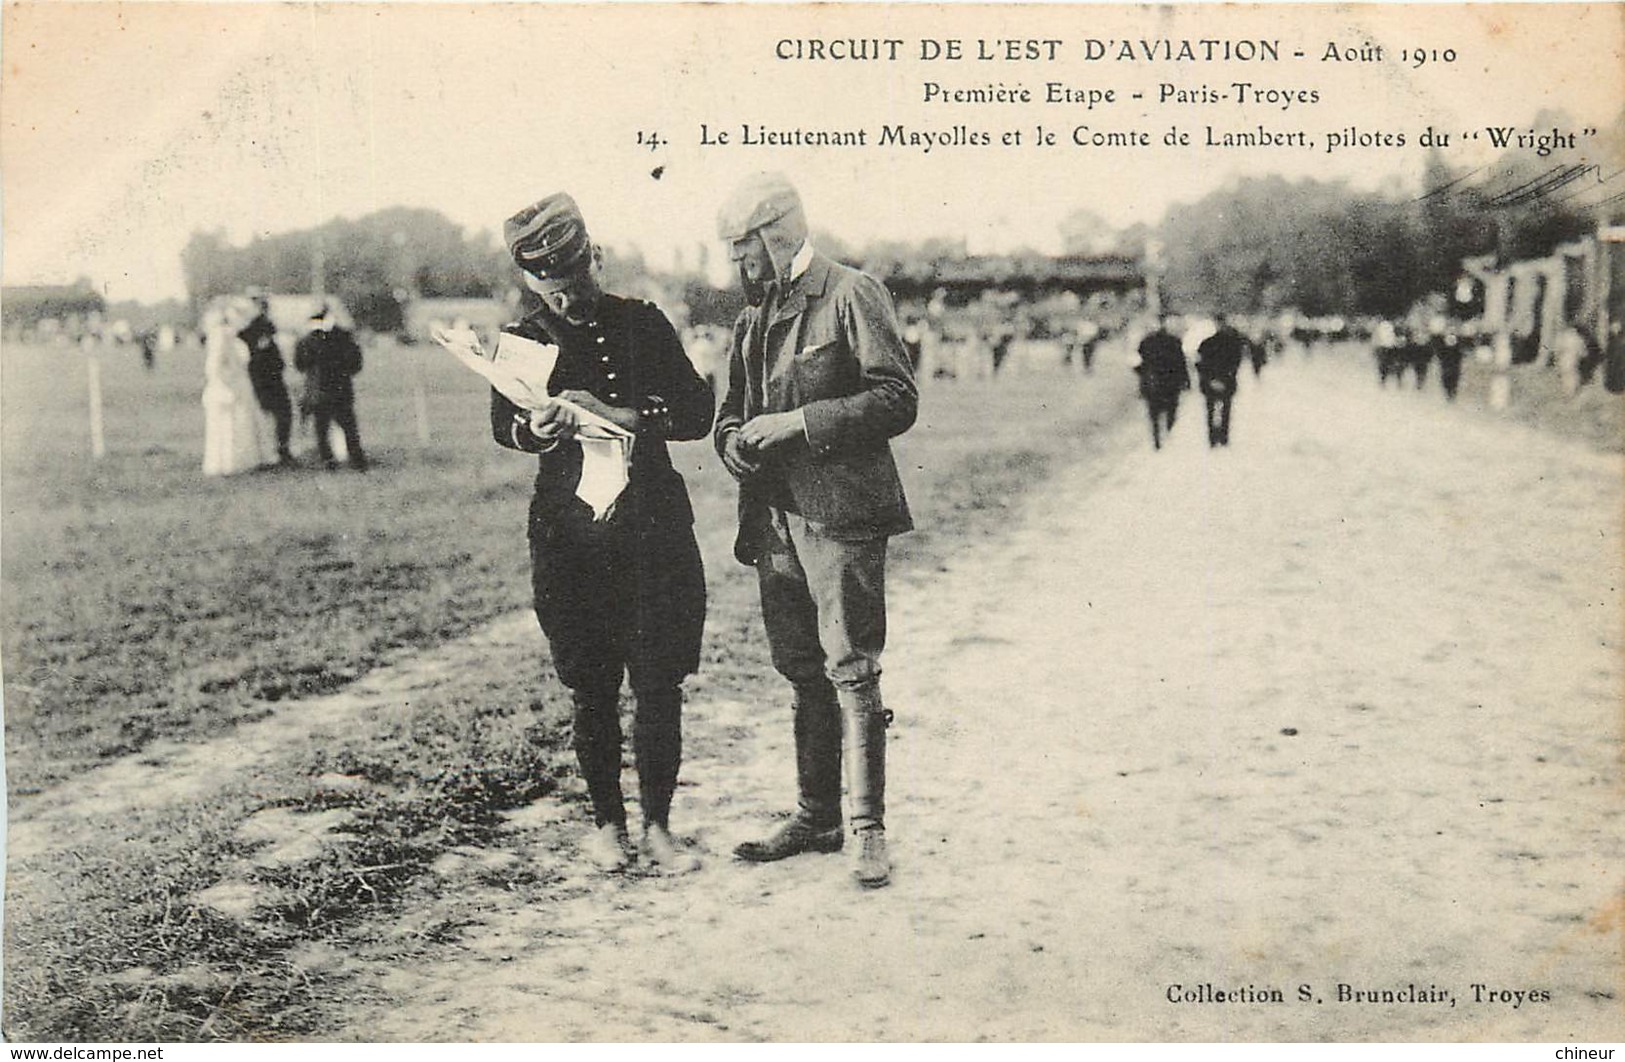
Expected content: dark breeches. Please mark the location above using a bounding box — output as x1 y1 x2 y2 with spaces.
530 500 706 827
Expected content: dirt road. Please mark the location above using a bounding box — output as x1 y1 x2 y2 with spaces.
9 353 1618 1041
339 354 1621 1042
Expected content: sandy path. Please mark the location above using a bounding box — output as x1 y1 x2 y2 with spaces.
344 355 1623 1042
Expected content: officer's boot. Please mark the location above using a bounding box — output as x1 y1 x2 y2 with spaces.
571 689 631 872
840 686 892 889
734 679 844 862
633 686 699 874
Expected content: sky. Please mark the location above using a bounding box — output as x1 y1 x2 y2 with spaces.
2 2 1622 303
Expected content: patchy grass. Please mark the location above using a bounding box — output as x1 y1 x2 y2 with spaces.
1316 339 1624 454
1459 358 1625 454
4 349 1138 1041
2 338 536 792
5 682 568 1041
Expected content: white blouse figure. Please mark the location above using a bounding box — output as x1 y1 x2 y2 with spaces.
201 299 270 476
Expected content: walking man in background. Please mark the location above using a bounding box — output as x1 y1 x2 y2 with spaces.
1247 324 1268 379
1434 325 1467 401
714 172 918 889
495 193 715 874
1196 314 1247 448
238 295 295 465
294 305 368 471
1408 331 1434 391
1134 315 1190 451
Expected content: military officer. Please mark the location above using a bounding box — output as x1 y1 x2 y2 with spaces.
495 193 715 874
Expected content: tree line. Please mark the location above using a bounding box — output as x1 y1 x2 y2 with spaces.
180 107 1620 329
1158 108 1622 318
181 207 513 333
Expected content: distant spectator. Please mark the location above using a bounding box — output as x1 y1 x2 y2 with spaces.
682 323 726 396
201 300 269 476
1552 323 1590 397
238 296 295 465
1247 329 1267 378
294 305 368 471
1196 314 1247 448
1408 333 1433 391
1134 316 1190 451
1433 330 1465 402
901 316 924 372
1071 321 1100 375
1374 320 1405 387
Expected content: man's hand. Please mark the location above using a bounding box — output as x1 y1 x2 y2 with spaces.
558 389 639 433
736 411 805 452
720 428 763 481
527 398 580 446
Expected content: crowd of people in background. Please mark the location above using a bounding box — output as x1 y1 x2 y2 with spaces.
201 294 367 476
1130 311 1268 451
24 229 1616 484
1372 315 1603 407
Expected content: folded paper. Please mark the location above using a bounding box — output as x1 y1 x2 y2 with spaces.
432 325 634 519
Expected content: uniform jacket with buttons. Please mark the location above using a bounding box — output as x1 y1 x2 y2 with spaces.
491 295 715 531
713 251 917 564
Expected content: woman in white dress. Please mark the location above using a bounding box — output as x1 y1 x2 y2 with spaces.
201 299 270 476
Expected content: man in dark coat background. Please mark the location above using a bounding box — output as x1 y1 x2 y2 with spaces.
1134 315 1190 451
714 172 918 889
238 295 295 465
293 306 368 471
1196 314 1248 448
494 192 715 874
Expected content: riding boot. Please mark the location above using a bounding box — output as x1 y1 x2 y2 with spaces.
840 686 892 888
733 678 844 862
632 685 682 830
792 678 843 830
571 689 626 830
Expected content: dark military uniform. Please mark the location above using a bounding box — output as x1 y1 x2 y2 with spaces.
491 296 714 831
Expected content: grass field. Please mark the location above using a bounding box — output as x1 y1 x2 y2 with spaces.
2 333 1140 1039
2 338 543 793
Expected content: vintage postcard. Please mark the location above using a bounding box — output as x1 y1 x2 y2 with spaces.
1 1 1621 1046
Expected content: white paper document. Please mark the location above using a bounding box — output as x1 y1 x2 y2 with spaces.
431 325 634 520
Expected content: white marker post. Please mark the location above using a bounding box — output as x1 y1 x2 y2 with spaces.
412 356 432 446
86 341 106 460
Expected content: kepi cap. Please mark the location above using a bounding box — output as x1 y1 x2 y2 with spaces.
716 172 802 241
505 193 593 290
